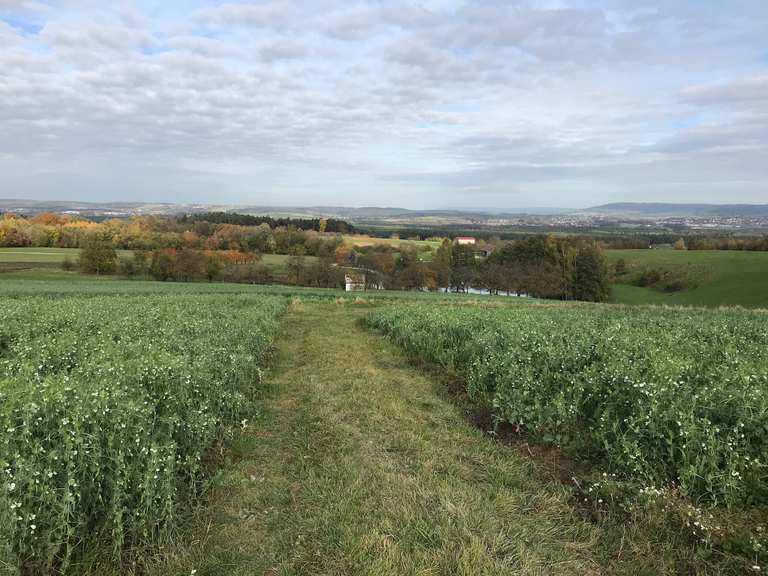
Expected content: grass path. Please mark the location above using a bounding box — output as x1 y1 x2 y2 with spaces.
153 301 613 576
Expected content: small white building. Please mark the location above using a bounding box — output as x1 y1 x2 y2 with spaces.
454 236 476 246
345 273 366 292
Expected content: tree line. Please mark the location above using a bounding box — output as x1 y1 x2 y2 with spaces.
339 235 610 301
178 212 356 233
73 231 610 302
0 212 347 256
4 212 610 301
679 236 768 251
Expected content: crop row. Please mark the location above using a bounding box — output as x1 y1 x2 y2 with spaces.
368 303 768 507
0 294 286 573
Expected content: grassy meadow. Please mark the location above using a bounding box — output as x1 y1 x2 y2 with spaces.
0 247 132 272
0 248 315 277
341 234 441 250
607 249 768 308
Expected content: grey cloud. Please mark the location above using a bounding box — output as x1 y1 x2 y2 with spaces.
259 39 308 62
681 74 768 107
0 0 48 15
319 3 436 40
165 35 245 59
38 20 156 68
193 2 301 31
428 3 612 64
648 120 768 155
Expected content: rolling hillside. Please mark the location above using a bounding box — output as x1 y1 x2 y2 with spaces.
607 249 768 308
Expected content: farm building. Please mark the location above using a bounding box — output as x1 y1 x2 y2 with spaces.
478 245 495 258
454 236 476 246
345 272 366 292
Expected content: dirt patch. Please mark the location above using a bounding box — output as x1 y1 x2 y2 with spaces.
290 297 304 310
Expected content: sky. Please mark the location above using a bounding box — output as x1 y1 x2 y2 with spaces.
0 1 766 210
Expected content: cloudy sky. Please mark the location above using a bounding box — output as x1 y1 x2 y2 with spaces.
1 1 766 209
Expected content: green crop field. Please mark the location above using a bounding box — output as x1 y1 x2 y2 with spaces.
369 301 768 572
369 303 768 505
0 292 286 573
2 270 767 574
606 249 768 308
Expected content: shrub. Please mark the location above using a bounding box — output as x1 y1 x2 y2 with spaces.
78 234 117 275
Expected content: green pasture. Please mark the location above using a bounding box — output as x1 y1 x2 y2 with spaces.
606 249 768 308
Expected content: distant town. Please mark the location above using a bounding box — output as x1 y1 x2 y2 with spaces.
2 199 768 235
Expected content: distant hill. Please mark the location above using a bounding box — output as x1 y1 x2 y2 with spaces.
582 202 768 218
0 199 187 215
4 198 768 226
0 199 568 220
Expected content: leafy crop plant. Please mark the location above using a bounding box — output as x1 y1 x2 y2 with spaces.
0 294 286 573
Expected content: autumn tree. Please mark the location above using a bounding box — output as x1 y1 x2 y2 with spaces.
334 244 354 265
174 249 207 281
285 255 307 285
149 250 176 281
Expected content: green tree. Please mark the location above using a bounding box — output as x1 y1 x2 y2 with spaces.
431 239 453 288
450 243 476 292
150 250 176 281
79 233 117 275
205 254 223 282
573 245 610 302
477 261 506 294
117 257 137 277
133 250 149 276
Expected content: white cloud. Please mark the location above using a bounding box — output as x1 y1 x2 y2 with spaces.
0 0 766 207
